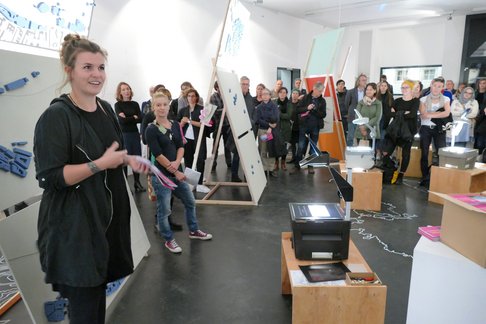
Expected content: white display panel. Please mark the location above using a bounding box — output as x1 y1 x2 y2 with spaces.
216 67 266 204
0 179 150 323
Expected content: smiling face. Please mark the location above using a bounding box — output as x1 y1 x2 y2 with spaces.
153 95 170 119
67 51 106 97
365 84 376 98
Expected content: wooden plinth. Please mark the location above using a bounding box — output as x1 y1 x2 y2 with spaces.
339 162 383 211
396 147 432 178
428 165 486 204
281 232 387 324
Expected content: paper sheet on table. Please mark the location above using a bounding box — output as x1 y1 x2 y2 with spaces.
290 270 346 286
184 167 201 186
185 124 194 140
347 263 368 272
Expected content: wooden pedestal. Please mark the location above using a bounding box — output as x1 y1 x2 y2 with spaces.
281 232 387 324
396 147 432 178
339 162 383 211
428 165 486 204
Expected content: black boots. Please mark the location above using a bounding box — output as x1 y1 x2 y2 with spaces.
134 173 146 192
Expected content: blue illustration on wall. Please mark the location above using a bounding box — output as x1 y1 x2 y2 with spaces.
1 71 41 94
0 1 95 51
0 142 31 178
106 277 125 296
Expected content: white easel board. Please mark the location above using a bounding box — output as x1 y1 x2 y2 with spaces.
200 67 266 205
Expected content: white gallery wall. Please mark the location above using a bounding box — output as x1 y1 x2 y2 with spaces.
89 0 325 106
338 15 466 86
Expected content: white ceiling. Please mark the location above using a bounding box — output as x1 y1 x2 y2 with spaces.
245 0 486 27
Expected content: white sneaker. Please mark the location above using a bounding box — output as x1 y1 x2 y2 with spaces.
196 184 211 193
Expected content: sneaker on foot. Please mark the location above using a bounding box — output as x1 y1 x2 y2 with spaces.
165 239 182 253
196 184 211 193
189 229 213 240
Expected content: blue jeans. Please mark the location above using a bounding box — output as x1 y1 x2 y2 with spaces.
295 125 319 166
152 175 198 241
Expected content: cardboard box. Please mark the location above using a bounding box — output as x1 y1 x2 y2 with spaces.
439 193 486 268
345 272 382 285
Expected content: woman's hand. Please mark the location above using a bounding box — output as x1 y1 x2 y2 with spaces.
125 155 150 174
97 142 127 170
118 112 126 118
168 160 180 172
175 170 186 181
181 117 190 125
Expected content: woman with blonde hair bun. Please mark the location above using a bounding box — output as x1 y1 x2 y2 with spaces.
34 34 149 323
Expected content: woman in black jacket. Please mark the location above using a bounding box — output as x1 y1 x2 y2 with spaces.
115 81 145 192
382 80 419 184
33 34 149 324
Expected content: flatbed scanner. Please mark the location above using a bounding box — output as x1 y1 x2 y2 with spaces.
290 202 351 260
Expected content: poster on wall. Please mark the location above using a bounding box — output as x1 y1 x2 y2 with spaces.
0 1 95 54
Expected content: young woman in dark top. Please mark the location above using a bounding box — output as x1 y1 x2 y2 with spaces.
114 82 145 192
33 34 149 324
177 88 210 193
382 80 419 184
146 92 212 253
377 81 394 160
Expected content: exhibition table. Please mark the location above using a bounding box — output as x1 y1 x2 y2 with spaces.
281 232 387 324
428 165 486 204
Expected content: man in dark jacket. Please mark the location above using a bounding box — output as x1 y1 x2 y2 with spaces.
344 73 368 146
292 82 326 174
336 79 347 135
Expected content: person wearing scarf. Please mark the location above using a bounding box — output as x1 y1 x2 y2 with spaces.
354 82 382 146
449 87 478 146
254 88 280 177
418 77 451 187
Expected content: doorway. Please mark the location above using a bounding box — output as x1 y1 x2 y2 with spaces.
277 67 301 96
